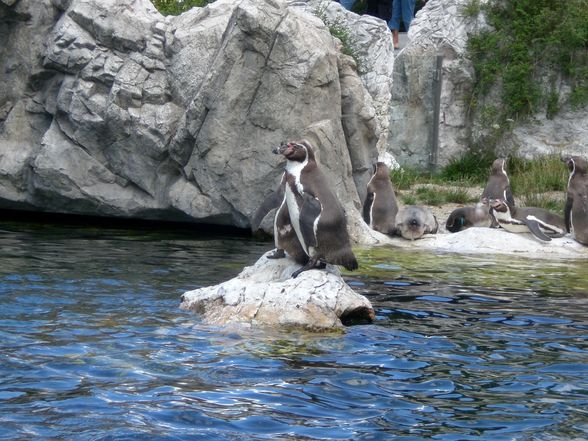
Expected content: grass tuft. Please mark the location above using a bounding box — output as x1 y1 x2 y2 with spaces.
508 155 568 195
390 167 424 190
438 151 496 185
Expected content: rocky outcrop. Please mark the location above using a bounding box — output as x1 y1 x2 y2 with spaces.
387 0 487 169
0 0 394 230
180 251 375 330
389 0 587 169
501 110 588 160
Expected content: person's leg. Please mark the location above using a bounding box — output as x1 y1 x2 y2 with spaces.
401 0 416 31
339 0 355 10
388 0 401 30
388 0 401 48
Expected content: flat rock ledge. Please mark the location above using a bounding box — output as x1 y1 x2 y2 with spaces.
386 228 588 259
180 252 375 331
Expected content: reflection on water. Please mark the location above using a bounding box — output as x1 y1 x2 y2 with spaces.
1 221 587 440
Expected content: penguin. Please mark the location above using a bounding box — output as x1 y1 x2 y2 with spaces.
563 155 588 245
488 198 565 241
251 173 308 265
481 158 515 227
363 162 399 235
394 205 438 240
273 140 358 278
481 158 515 208
445 201 492 233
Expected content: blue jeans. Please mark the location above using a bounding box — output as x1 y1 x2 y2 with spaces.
388 0 416 31
339 0 355 10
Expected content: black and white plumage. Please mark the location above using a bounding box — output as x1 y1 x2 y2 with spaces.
564 155 588 246
489 199 565 242
481 158 515 227
250 172 308 265
363 162 399 235
273 140 358 278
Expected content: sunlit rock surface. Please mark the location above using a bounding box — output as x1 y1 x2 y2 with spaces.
180 251 375 330
386 227 588 259
0 0 391 229
390 0 587 169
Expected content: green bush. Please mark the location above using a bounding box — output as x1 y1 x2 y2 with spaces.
151 0 212 15
467 0 588 123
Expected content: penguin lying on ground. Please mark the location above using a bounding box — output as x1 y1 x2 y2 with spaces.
445 201 492 233
251 173 308 265
273 140 358 278
489 198 565 241
481 158 515 227
563 155 588 246
394 205 438 240
363 162 399 235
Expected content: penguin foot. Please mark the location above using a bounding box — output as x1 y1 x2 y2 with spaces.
291 259 322 278
267 248 286 259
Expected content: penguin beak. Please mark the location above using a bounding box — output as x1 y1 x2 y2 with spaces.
272 142 287 155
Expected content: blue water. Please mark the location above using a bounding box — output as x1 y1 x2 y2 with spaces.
1 221 587 440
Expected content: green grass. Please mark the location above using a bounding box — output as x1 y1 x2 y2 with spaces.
438 151 496 185
313 2 366 73
391 153 568 212
411 186 478 206
508 155 568 195
389 167 424 190
461 0 481 19
521 194 565 214
401 194 418 205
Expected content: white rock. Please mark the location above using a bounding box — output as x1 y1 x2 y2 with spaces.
382 227 588 259
180 251 375 330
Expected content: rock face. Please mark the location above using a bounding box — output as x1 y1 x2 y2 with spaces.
180 252 375 330
389 0 588 169
0 0 393 229
388 0 484 169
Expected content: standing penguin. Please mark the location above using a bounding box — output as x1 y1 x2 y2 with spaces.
564 155 588 245
251 173 308 265
273 140 358 278
481 158 515 227
363 162 399 235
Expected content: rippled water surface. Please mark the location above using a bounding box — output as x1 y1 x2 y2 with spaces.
1 221 587 440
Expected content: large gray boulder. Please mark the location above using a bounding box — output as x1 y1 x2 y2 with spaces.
180 251 375 330
0 0 391 230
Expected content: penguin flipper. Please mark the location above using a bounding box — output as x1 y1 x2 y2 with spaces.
429 215 439 234
505 187 515 208
363 192 374 224
564 195 573 233
299 193 322 250
251 177 286 231
524 219 552 241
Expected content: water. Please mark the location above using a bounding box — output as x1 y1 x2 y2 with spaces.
1 221 587 440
